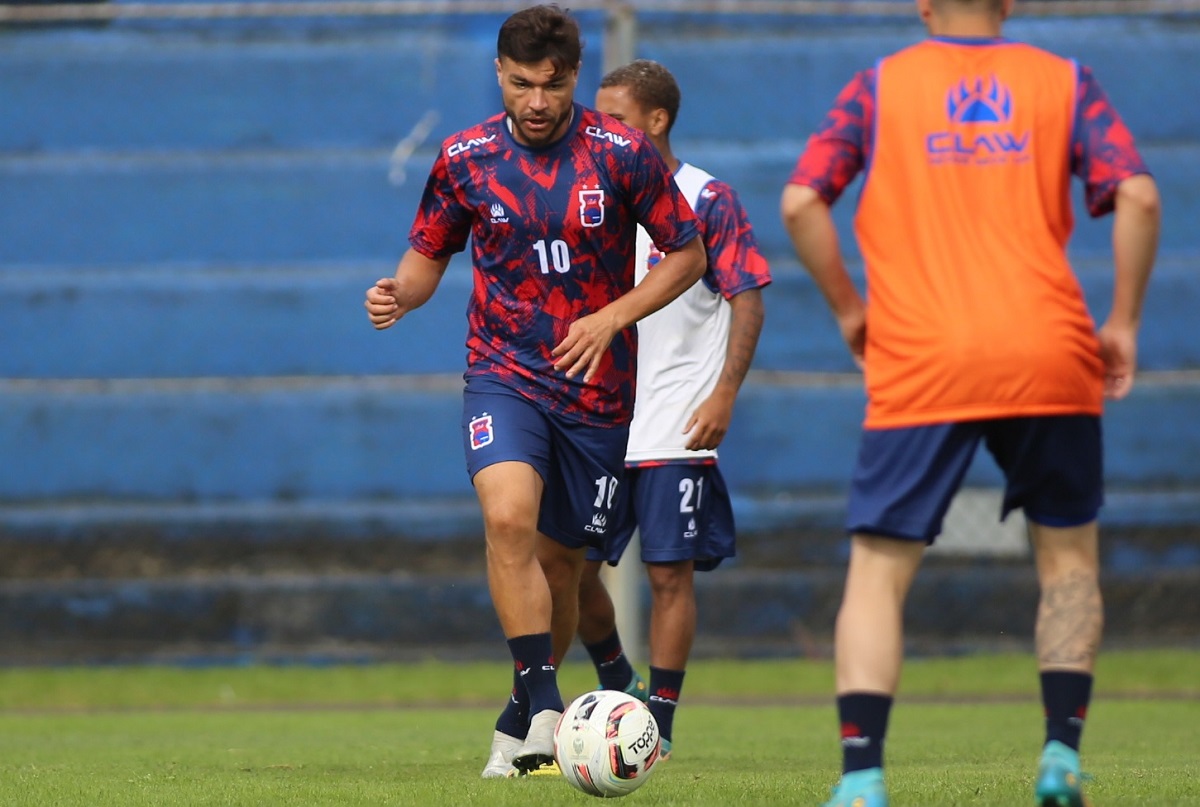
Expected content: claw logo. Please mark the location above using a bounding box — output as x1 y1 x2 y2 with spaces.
947 76 1013 123
927 75 1029 165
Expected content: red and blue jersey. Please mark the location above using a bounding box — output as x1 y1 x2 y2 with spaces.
411 103 700 427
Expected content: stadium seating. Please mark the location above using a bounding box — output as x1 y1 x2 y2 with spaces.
0 8 1196 662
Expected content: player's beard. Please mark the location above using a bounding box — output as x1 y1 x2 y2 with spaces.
509 105 573 147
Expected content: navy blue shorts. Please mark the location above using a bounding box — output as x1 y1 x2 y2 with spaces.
847 415 1103 543
462 378 629 550
587 463 736 572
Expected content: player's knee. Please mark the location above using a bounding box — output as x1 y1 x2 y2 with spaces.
646 563 693 600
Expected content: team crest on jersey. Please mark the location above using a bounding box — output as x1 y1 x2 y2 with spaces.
579 188 606 228
489 203 509 224
646 242 665 269
468 413 494 450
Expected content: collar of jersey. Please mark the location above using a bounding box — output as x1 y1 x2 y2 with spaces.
930 35 1012 46
503 102 582 153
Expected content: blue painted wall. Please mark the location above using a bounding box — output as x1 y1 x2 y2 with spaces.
1 11 1198 516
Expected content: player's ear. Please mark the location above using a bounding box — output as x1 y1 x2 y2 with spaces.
495 58 503 87
649 108 670 139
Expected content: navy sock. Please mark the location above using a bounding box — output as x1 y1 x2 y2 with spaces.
1041 671 1092 752
647 666 685 743
507 632 564 716
584 629 637 691
494 666 529 740
837 693 892 773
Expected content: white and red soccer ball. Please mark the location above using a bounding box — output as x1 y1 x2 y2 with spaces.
554 690 662 798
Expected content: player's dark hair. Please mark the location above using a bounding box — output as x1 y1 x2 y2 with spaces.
497 4 583 74
932 0 1005 14
599 59 681 134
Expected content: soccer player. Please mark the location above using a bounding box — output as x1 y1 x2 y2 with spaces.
779 1 1160 805
573 60 772 760
363 5 706 778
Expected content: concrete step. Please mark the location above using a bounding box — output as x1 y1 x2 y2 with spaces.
2 141 1195 266
2 373 1199 502
3 16 1193 152
0 562 1194 664
2 255 1197 378
0 491 1195 578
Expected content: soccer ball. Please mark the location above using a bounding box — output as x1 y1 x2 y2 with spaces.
554 690 662 798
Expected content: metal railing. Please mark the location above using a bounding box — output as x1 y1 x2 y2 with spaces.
2 0 1198 24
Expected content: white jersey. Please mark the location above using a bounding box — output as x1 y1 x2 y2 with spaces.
627 163 733 464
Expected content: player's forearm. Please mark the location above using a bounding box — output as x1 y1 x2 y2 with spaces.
1108 174 1160 330
606 235 706 330
392 248 451 313
781 184 863 321
715 288 765 398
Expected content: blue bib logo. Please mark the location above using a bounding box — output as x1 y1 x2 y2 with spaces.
927 75 1030 165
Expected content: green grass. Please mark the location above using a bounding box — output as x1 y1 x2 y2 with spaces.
0 650 1196 805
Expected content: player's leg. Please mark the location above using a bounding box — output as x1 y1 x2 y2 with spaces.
576 471 644 697
644 558 693 757
462 382 557 776
537 533 587 668
577 557 645 696
481 665 529 778
824 423 978 807
829 532 922 793
637 463 736 757
475 461 565 757
986 414 1103 806
1031 520 1101 807
510 410 630 774
475 462 550 637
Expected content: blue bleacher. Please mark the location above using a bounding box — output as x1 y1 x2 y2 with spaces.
1 12 1197 504
0 8 1197 659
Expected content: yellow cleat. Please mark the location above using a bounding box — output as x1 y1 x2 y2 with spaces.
507 760 561 778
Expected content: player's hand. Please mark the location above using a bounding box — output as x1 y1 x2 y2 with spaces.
552 310 620 383
837 306 867 369
1098 320 1139 400
683 389 735 451
365 278 403 330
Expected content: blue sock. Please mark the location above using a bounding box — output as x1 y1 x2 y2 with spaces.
494 666 529 739
1041 671 1092 752
507 633 564 715
837 693 892 773
584 629 637 691
647 666 685 743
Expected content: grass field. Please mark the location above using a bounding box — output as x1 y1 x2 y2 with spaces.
0 649 1196 806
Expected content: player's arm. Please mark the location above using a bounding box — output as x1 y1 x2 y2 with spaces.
781 184 864 367
552 235 705 381
685 287 765 451
367 144 470 330
780 70 872 367
1099 174 1160 400
365 248 451 330
1071 65 1161 400
684 181 770 450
